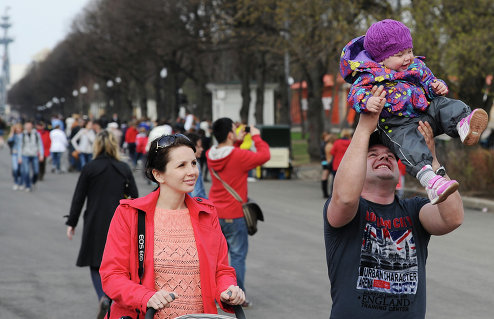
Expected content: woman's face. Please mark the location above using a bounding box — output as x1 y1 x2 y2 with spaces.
153 146 199 194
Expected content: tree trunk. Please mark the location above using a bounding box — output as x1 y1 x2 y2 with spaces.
306 65 325 161
154 69 166 120
254 52 266 125
278 69 291 126
298 78 306 139
136 81 148 118
239 52 252 123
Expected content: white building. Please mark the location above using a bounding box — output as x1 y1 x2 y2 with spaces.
207 82 277 124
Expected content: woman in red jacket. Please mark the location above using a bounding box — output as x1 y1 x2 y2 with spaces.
100 134 244 319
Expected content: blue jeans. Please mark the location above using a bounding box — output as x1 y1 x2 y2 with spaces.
11 154 22 185
219 218 248 291
51 152 63 171
21 155 39 188
90 267 106 300
79 153 93 168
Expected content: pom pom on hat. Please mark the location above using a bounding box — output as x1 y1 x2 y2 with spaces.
364 19 413 63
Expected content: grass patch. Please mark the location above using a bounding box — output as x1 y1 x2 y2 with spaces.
291 131 311 166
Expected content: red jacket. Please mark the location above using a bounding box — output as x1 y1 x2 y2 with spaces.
330 138 351 172
100 190 237 319
37 129 51 157
135 134 148 154
206 135 270 219
125 126 139 144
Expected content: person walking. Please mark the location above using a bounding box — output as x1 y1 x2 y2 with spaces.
71 119 96 168
330 129 352 174
49 124 68 173
185 132 207 198
66 130 138 319
17 120 44 192
134 124 149 170
0 117 7 149
206 118 270 306
124 120 139 167
36 121 51 181
7 123 24 190
320 132 337 198
323 86 464 318
100 133 244 319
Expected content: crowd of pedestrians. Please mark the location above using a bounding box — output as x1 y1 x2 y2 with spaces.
4 113 214 194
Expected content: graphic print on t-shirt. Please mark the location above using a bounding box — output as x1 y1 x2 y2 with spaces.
356 211 418 295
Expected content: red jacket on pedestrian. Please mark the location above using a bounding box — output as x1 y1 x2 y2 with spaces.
100 189 237 319
125 126 138 144
207 135 270 219
330 138 351 172
37 129 51 158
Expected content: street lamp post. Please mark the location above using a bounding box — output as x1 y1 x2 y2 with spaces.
79 86 88 115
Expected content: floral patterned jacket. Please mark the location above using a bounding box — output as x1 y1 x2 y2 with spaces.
340 36 447 118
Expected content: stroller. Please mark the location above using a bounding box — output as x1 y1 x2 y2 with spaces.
145 292 246 319
145 306 246 319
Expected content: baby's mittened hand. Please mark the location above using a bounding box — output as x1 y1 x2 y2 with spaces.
431 81 448 96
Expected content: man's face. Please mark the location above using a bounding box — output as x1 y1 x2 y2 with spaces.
366 145 399 182
230 123 238 142
24 122 33 132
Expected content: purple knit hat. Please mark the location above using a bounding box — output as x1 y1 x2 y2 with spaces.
364 19 413 63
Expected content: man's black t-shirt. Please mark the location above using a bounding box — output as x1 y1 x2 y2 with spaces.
324 196 430 319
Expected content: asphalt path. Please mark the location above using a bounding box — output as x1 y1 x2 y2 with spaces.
0 146 492 318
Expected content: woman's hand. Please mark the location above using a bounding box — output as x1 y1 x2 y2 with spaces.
220 285 245 305
147 290 178 310
67 226 75 240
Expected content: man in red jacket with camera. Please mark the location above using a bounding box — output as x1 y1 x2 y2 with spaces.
207 117 270 307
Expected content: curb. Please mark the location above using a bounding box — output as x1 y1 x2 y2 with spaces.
293 164 494 213
404 187 494 213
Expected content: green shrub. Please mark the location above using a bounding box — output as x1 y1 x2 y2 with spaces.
442 140 494 198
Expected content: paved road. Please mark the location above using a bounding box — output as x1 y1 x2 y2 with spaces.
0 146 492 318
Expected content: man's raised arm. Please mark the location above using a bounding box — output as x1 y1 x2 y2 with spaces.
327 86 386 227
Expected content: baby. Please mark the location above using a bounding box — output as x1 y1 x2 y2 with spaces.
340 19 488 204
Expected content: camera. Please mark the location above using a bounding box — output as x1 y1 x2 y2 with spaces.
244 126 250 133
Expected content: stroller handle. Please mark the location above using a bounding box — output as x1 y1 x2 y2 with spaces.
144 291 245 319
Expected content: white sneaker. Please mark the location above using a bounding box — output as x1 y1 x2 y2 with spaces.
457 109 488 146
426 175 459 205
19 185 25 191
25 187 32 192
12 184 18 191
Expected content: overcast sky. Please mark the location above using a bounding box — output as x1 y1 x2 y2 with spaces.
3 0 89 66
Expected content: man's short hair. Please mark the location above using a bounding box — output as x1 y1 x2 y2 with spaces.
212 117 233 143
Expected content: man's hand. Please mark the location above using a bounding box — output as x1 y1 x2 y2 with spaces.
249 125 260 136
431 80 448 96
366 85 386 113
418 120 440 171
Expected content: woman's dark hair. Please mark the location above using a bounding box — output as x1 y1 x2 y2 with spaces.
145 134 196 184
